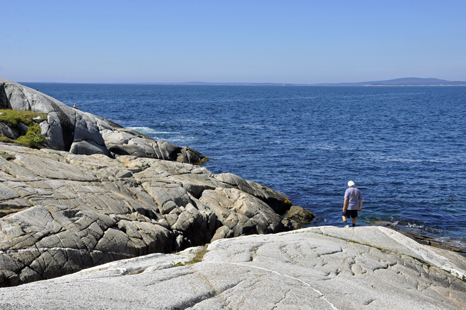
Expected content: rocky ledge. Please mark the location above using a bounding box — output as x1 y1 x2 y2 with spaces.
0 143 292 287
0 77 205 164
0 226 465 309
0 78 294 286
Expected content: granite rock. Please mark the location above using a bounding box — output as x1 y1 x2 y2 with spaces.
0 143 290 286
286 205 314 223
0 226 464 309
0 123 20 140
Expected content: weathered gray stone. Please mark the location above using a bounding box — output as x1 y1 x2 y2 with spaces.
41 111 66 150
0 143 290 286
0 227 464 309
13 153 97 181
69 140 111 156
0 123 20 140
200 188 284 241
0 183 20 200
73 112 106 145
214 173 256 196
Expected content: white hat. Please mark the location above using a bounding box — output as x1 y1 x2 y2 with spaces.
348 181 355 187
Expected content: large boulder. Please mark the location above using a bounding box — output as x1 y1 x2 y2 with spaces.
0 143 291 286
0 227 464 309
0 77 206 164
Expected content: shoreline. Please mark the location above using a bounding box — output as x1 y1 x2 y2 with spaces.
305 220 466 256
373 222 466 255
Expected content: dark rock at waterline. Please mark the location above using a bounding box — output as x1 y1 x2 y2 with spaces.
374 221 466 254
281 218 302 230
286 205 314 223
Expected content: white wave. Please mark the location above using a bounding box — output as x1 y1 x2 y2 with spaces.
167 136 197 143
316 144 339 150
405 222 425 229
128 127 174 135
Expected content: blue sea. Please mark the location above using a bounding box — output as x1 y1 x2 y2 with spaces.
24 83 466 250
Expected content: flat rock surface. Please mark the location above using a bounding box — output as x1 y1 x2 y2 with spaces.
0 226 465 310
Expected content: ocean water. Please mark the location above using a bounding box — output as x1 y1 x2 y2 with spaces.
24 83 466 249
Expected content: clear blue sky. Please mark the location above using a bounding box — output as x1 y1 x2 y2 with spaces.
1 0 465 84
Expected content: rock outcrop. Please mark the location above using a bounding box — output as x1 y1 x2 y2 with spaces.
0 143 291 287
0 226 465 309
286 205 314 223
0 78 297 287
0 78 205 164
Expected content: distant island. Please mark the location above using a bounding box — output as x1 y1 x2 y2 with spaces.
158 77 466 87
314 77 466 86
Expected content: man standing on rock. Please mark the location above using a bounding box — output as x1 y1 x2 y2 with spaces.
342 181 363 227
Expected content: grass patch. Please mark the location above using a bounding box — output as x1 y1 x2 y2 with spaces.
0 109 47 149
186 246 208 264
0 109 46 127
14 124 46 148
170 246 209 268
171 261 185 267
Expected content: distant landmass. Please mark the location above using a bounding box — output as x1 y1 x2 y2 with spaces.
315 77 466 86
158 82 310 86
159 77 466 87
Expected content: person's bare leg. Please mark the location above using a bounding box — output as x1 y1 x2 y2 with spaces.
342 215 348 227
352 217 357 226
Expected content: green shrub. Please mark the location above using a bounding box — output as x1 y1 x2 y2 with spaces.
0 135 12 143
15 124 46 148
0 109 46 127
0 109 47 149
171 261 185 267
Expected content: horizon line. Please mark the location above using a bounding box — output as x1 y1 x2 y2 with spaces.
15 77 466 86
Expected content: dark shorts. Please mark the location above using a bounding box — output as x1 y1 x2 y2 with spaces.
342 210 358 218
